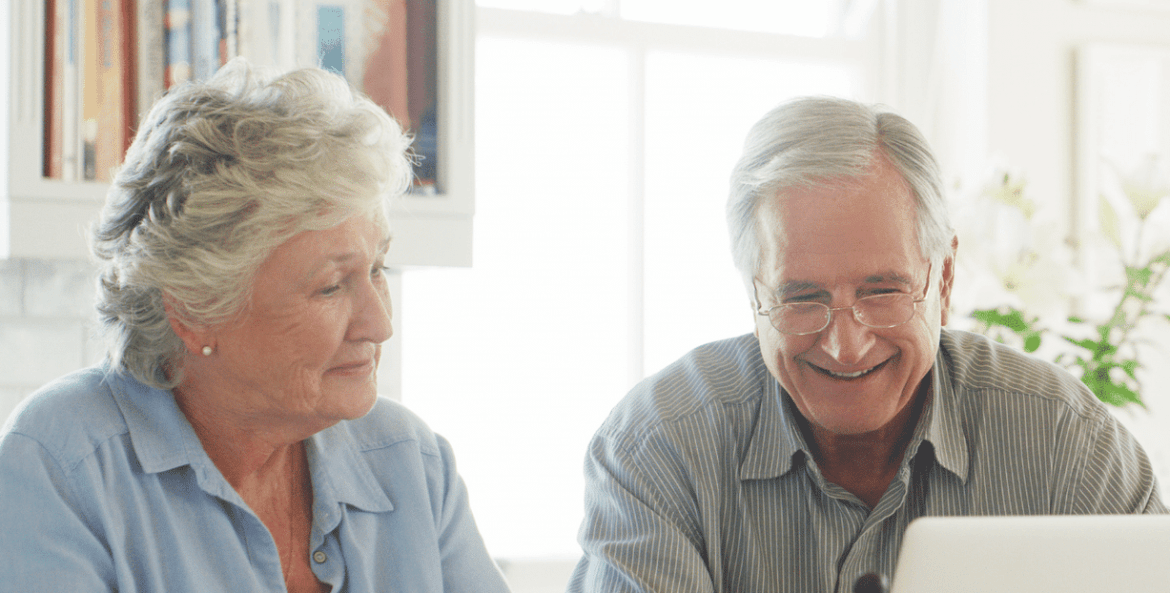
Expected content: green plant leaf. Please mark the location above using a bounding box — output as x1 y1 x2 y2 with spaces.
1121 359 1140 379
1024 334 1042 353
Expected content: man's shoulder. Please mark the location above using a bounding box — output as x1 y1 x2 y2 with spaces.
1 365 129 469
940 328 1103 418
596 333 770 449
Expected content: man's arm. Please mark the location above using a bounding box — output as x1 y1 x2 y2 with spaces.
567 431 717 593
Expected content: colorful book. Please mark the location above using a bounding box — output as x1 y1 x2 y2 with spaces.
191 0 220 80
44 0 66 178
61 0 79 181
92 0 129 181
166 0 193 87
317 5 345 75
81 0 100 179
137 0 167 123
362 0 409 125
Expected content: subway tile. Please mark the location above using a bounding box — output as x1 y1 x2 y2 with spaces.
25 259 99 319
0 319 86 387
0 259 22 317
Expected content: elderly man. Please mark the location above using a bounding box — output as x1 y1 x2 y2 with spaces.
566 96 1166 593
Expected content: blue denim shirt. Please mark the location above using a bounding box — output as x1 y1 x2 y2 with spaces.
0 365 510 592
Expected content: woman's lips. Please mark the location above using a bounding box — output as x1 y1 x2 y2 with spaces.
328 359 375 374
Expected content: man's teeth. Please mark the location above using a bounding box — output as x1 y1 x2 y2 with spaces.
827 366 875 379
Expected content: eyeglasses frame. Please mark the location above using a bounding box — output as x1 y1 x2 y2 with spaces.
752 263 934 336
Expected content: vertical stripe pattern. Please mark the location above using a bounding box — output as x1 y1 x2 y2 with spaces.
567 329 1166 593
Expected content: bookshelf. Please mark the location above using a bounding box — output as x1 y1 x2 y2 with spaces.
1 0 475 266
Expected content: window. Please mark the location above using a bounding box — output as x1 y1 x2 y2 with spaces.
401 0 882 564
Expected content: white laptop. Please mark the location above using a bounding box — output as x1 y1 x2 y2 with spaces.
890 515 1170 593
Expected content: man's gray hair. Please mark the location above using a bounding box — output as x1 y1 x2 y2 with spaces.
726 96 953 291
91 58 413 389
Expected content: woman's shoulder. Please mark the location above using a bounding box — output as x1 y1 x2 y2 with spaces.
1 364 129 469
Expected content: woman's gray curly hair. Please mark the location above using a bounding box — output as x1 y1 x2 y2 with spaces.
91 58 413 389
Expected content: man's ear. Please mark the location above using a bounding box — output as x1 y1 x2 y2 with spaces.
939 234 958 326
163 296 213 356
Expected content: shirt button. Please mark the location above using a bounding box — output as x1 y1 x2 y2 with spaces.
313 551 328 564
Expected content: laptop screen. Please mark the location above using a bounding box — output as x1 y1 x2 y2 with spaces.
890 515 1170 593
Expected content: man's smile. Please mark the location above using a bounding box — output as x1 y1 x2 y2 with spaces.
807 357 891 380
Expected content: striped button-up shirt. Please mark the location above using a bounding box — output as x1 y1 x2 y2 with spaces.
568 329 1165 593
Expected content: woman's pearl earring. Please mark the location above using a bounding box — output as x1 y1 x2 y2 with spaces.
201 346 213 356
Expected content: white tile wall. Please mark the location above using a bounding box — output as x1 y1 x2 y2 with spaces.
0 258 103 424
1 260 404 425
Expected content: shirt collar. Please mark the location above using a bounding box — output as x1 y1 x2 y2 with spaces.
108 368 210 475
110 369 393 514
921 330 970 481
305 423 395 515
739 373 808 480
738 330 970 482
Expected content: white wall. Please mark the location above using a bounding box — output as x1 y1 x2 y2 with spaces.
986 0 1170 483
0 258 103 422
987 0 1170 223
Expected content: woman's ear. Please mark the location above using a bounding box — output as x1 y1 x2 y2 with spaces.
163 296 213 356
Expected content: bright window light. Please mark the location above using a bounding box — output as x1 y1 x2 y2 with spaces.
402 29 861 560
402 36 632 559
642 51 855 372
622 0 838 36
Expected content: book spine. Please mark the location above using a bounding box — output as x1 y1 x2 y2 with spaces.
93 0 129 181
316 4 345 74
216 0 232 65
44 0 66 178
166 0 193 87
81 0 99 179
61 0 80 181
120 0 136 156
137 0 167 123
362 0 408 124
191 0 219 80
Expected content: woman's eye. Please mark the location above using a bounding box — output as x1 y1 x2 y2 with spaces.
321 284 342 296
372 265 390 278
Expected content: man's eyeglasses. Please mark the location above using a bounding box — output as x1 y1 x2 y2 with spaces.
754 265 932 336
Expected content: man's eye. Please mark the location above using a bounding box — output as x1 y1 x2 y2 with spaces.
372 265 390 278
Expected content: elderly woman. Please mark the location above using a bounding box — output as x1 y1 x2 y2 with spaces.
0 60 509 592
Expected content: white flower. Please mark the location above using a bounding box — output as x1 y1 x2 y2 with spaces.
952 184 1080 328
1119 153 1170 220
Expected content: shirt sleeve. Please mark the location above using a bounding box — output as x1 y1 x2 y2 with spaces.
432 434 512 593
1056 405 1168 514
0 432 115 591
567 430 717 593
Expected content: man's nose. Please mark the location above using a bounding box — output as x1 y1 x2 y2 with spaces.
820 305 875 365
